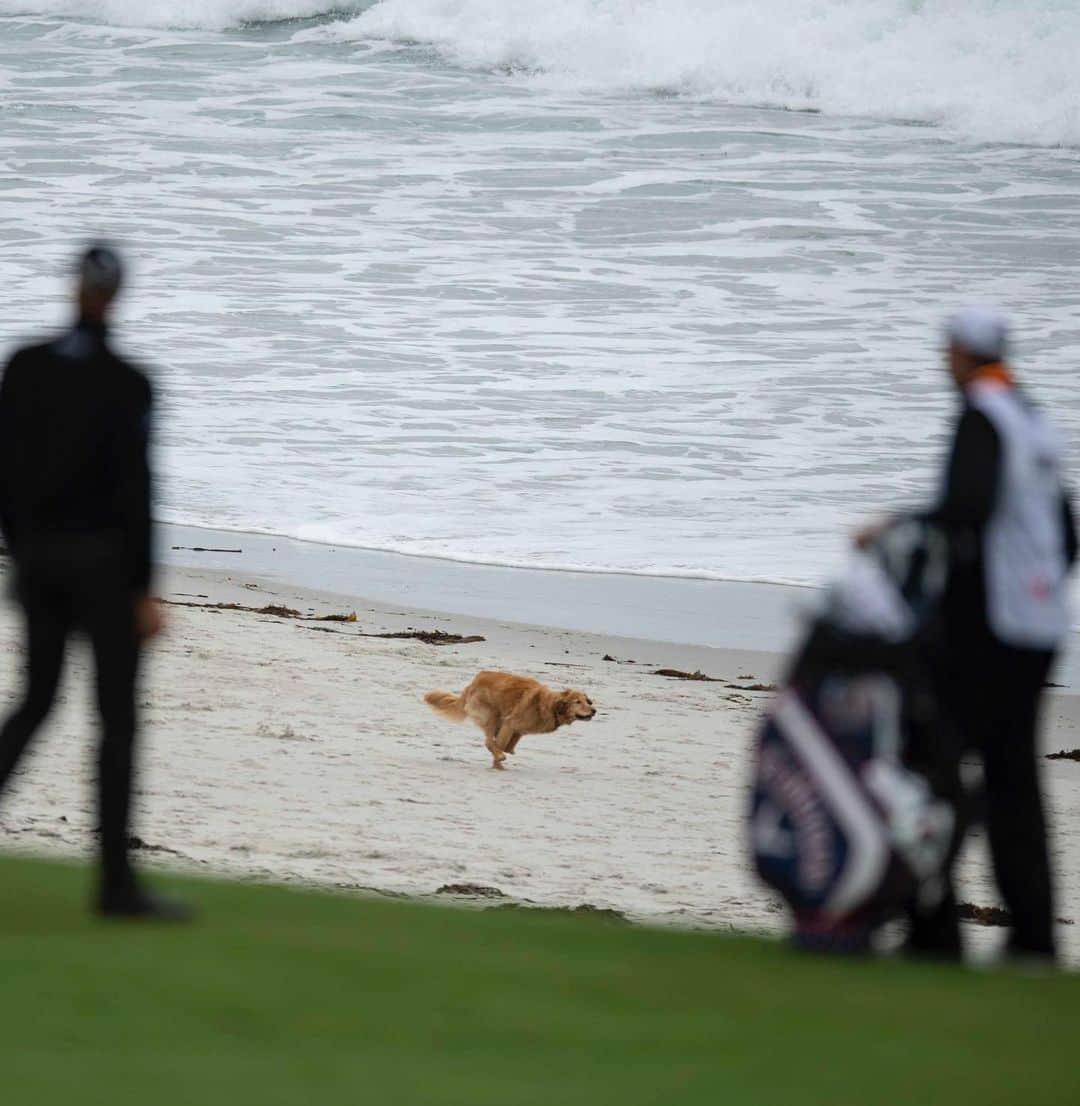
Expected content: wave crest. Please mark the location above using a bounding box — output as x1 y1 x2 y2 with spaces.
0 1 372 32
336 0 1080 146
7 1 1077 144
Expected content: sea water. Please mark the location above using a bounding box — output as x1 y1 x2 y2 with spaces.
1 1 1078 587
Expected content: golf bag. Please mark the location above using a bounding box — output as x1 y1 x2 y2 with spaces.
750 521 956 951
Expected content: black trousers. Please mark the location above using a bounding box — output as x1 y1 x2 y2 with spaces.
0 538 140 894
910 641 1056 959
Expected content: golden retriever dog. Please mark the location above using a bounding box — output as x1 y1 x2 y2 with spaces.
424 670 596 769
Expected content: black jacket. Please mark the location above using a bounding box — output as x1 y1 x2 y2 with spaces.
0 320 153 589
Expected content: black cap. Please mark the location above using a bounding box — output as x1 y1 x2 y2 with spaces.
79 243 124 297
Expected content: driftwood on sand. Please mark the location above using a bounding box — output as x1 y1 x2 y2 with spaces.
959 902 1074 927
170 545 243 554
161 597 484 645
652 667 777 692
162 598 353 621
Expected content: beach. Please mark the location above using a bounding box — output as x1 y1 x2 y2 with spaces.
2 540 1078 963
3 7 1079 958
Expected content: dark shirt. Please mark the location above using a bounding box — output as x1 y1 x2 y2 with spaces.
0 319 153 589
922 399 1077 652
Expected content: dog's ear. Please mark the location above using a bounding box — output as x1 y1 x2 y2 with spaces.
554 693 575 725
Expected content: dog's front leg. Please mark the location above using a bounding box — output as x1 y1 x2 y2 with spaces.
496 722 517 754
484 720 507 769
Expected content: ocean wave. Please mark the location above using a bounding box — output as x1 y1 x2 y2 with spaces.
330 0 1080 147
0 0 371 31
6 1 1077 145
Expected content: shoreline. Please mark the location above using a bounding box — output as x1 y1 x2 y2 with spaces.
161 521 820 657
161 517 824 589
161 521 1080 691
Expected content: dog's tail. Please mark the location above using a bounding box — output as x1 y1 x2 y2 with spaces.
424 689 468 722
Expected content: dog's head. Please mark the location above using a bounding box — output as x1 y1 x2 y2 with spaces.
555 689 596 726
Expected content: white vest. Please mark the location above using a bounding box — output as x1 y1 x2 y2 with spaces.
967 380 1069 649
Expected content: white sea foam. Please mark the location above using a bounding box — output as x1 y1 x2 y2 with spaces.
4 1 1077 143
0 0 368 32
1 7 1079 592
333 0 1080 147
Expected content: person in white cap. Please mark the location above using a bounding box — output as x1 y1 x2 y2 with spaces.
863 306 1075 963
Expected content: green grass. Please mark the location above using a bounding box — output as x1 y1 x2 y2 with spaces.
0 854 1076 1105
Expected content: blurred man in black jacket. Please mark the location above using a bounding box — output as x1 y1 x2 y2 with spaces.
0 245 189 919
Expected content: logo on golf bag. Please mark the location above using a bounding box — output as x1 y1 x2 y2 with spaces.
751 677 952 921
